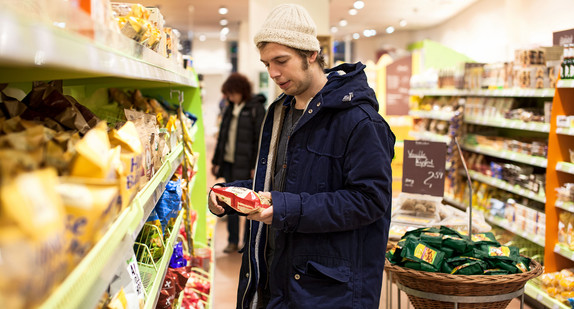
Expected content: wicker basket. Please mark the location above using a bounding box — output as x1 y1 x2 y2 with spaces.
384 258 543 309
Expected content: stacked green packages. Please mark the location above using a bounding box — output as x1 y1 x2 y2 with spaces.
386 226 531 275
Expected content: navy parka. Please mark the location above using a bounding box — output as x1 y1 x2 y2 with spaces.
222 62 395 309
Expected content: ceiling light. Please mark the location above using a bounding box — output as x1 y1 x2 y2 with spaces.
220 19 228 26
331 26 338 33
220 35 227 41
220 27 229 35
218 6 228 15
348 8 357 15
352 33 360 39
363 29 376 37
353 1 365 10
339 19 348 27
386 26 395 34
199 34 206 41
399 19 407 27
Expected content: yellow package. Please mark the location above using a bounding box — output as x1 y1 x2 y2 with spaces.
70 122 114 179
108 121 143 210
57 177 120 272
0 168 67 308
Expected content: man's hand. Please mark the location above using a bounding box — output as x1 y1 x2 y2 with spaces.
208 186 226 215
247 192 273 225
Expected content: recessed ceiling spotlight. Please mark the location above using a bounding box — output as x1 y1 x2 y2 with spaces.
386 26 395 34
348 8 357 15
331 26 338 33
220 19 228 26
352 33 360 39
199 34 206 41
353 1 365 10
339 19 348 27
399 19 407 27
218 6 228 15
363 29 376 37
220 27 229 35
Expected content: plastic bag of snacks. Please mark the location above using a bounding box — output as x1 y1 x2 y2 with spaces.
212 186 271 214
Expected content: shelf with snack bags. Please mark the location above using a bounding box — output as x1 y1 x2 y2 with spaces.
524 282 570 309
468 170 546 204
408 130 451 144
0 8 196 87
409 88 555 98
461 143 548 168
464 116 551 133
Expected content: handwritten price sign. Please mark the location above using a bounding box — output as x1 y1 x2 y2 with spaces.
402 140 447 197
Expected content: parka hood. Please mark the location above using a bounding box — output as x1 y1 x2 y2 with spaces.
319 61 379 111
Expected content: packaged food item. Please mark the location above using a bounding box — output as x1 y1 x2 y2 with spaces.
212 186 271 214
108 121 143 209
451 260 486 275
70 122 115 179
401 238 445 271
57 177 120 271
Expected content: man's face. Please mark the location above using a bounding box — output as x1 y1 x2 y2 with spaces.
259 43 313 97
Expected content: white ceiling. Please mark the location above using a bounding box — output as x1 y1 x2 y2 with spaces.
119 0 478 41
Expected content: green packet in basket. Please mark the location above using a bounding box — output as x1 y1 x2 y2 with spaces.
387 226 532 275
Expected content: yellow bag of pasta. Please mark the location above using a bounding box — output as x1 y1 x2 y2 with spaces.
57 177 120 272
108 121 143 210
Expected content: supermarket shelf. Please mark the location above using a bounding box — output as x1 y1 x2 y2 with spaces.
554 243 574 262
410 88 555 98
468 170 546 204
525 282 570 309
556 201 574 213
144 211 184 309
556 127 574 136
133 143 184 235
461 143 547 168
557 80 574 88
40 145 184 309
408 130 451 144
464 116 550 133
556 161 574 175
443 195 467 211
0 10 197 87
484 214 545 247
409 110 456 121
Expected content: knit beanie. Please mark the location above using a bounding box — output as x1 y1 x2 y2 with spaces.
254 4 321 52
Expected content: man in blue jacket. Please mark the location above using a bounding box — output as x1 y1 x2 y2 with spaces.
208 3 395 308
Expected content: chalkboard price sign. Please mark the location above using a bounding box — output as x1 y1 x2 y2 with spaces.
402 140 447 197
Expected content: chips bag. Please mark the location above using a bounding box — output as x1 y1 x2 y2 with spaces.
212 186 271 214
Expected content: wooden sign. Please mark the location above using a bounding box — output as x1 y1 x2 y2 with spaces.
402 140 446 197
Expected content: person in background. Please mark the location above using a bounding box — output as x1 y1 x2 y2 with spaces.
208 3 395 308
211 72 266 254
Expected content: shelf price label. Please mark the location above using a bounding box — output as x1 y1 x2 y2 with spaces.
402 140 446 197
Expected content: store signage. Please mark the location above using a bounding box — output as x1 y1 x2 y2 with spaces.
402 140 446 197
386 55 411 115
553 28 574 46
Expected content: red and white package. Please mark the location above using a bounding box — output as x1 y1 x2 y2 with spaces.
212 186 271 214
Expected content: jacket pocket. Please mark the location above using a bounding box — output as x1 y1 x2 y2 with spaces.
289 256 353 308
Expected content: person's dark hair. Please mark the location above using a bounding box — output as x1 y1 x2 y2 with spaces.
256 42 327 70
221 73 252 102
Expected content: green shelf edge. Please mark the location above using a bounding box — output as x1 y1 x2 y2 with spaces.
465 116 550 133
556 201 574 213
40 144 184 309
410 88 555 98
556 161 574 175
462 143 547 168
554 243 574 262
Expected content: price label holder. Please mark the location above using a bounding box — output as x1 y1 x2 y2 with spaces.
402 140 446 197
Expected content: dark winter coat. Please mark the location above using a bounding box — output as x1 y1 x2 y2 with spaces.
225 62 395 309
212 94 266 180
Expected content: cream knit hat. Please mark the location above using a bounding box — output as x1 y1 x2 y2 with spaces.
254 4 320 52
